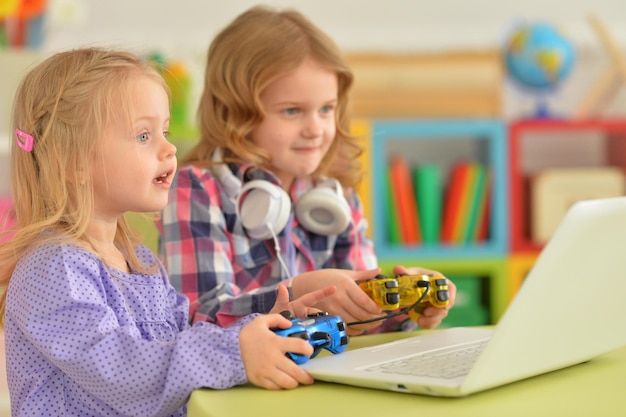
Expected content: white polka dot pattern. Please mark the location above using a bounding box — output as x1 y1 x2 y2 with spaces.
5 242 254 416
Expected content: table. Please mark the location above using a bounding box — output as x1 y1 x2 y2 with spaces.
187 329 626 417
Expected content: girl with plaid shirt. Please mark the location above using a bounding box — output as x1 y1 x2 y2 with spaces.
159 6 456 337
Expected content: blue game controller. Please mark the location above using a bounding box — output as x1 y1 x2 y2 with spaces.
273 312 349 364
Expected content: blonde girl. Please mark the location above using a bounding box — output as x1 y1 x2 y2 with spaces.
0 47 334 417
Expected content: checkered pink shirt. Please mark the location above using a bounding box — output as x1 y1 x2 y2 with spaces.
158 164 378 327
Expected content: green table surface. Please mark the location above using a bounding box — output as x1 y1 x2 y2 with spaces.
188 328 626 417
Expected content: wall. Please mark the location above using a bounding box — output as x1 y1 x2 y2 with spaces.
2 0 626 155
43 0 626 120
44 0 626 52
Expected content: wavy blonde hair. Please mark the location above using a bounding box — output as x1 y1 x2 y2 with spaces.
0 47 167 323
182 5 363 188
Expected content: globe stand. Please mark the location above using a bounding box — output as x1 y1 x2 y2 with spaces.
532 90 568 120
534 98 551 119
516 88 563 120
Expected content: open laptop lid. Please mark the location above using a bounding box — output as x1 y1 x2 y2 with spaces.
302 197 626 396
462 196 626 394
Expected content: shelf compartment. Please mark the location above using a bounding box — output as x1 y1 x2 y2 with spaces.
371 119 508 259
508 119 626 253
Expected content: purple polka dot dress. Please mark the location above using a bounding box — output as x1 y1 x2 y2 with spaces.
5 242 256 416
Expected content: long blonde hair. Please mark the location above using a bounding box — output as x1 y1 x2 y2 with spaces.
0 47 167 322
182 5 363 188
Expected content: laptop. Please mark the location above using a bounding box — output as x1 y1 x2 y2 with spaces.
301 197 626 397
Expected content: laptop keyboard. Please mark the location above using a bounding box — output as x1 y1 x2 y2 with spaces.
364 340 489 379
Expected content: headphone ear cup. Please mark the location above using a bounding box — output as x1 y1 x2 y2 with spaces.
237 180 291 240
295 180 351 236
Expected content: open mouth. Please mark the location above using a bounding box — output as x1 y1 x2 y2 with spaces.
153 170 173 184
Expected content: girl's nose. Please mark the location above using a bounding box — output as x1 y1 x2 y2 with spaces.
303 114 323 138
162 137 177 159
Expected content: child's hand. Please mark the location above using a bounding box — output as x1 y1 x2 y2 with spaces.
269 284 337 318
291 268 384 336
393 265 457 329
239 314 316 389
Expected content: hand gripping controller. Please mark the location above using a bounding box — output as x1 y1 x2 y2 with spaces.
359 274 450 322
395 274 450 322
272 312 349 364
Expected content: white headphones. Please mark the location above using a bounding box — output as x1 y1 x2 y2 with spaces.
211 148 351 240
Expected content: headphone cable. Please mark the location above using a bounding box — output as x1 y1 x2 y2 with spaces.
267 222 293 280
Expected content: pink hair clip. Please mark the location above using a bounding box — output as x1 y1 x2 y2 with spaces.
15 128 34 152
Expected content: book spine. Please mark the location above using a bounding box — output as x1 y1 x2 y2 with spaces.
414 164 441 244
390 156 421 244
385 168 401 244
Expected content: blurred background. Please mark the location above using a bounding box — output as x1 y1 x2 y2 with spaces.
2 1 626 412
2 0 626 136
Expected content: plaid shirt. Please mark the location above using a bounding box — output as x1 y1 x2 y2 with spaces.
158 163 378 327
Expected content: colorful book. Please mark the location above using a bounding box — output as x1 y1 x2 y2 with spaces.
473 168 491 242
389 156 421 244
441 162 472 244
413 164 441 244
385 168 401 244
452 162 479 243
463 164 488 243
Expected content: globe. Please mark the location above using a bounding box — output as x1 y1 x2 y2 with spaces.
504 22 575 91
504 22 575 118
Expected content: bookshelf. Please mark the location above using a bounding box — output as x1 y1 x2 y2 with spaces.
360 117 626 326
363 119 507 325
508 119 626 253
370 119 508 260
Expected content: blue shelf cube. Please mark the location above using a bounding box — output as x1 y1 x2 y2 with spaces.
371 119 508 259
